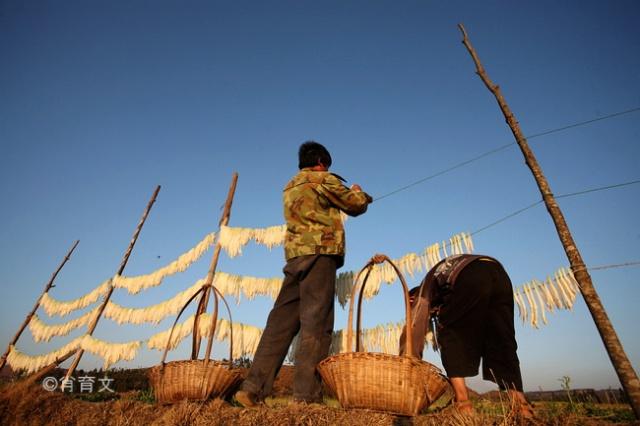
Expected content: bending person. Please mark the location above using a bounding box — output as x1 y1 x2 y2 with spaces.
399 254 533 418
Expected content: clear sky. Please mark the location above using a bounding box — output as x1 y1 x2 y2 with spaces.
1 1 638 393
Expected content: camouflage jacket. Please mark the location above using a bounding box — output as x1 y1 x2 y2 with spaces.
283 168 372 265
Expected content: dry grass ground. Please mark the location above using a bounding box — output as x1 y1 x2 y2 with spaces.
1 383 635 426
0 367 635 425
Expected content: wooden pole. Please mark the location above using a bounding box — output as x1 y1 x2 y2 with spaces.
457 23 640 419
192 172 239 359
0 240 80 371
62 185 161 383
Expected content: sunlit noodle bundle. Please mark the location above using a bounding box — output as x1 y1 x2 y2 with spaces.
512 267 580 328
81 335 141 368
112 232 216 294
38 232 216 317
218 214 349 259
39 280 111 317
7 338 84 374
103 279 207 324
7 335 141 373
27 308 100 342
145 314 263 360
213 272 283 303
218 225 286 258
334 232 475 306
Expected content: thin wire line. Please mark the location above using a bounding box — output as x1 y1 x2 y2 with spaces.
470 178 640 235
373 107 640 202
555 179 640 199
589 261 640 271
470 201 543 235
374 142 513 201
526 107 640 140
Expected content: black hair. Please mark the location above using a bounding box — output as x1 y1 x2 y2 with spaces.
298 141 332 169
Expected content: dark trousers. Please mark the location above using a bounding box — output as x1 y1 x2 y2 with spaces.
240 254 337 401
439 260 523 391
400 260 523 391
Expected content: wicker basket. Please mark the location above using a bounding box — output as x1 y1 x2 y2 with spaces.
149 285 242 404
149 359 240 404
318 255 450 416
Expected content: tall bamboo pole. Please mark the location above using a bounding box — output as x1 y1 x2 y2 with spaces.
192 172 239 358
458 23 640 418
62 185 161 383
0 240 80 371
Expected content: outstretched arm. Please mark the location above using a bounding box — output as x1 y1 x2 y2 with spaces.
317 174 372 216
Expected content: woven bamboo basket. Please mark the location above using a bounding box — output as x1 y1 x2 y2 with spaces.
149 285 242 404
318 255 450 416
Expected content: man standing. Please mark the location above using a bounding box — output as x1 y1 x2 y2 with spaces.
399 254 534 418
235 141 372 406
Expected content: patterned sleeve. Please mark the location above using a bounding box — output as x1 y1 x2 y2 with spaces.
317 174 372 217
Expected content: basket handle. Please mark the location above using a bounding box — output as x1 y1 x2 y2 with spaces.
197 286 235 400
158 284 235 369
346 254 414 358
191 286 209 359
203 285 235 368
160 285 207 366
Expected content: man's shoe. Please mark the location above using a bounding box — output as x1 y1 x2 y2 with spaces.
234 390 260 408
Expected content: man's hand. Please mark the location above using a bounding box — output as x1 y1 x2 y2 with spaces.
350 184 362 192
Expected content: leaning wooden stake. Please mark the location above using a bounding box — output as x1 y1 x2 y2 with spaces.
458 23 640 419
0 240 80 371
192 172 239 358
62 185 161 383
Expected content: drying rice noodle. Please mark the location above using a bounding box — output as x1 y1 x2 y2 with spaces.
7 335 140 373
213 272 283 303
218 225 286 258
532 281 548 325
28 308 100 342
40 280 111 317
104 279 207 325
113 232 216 294
146 314 263 359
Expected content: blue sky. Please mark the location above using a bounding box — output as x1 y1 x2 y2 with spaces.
1 1 638 392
